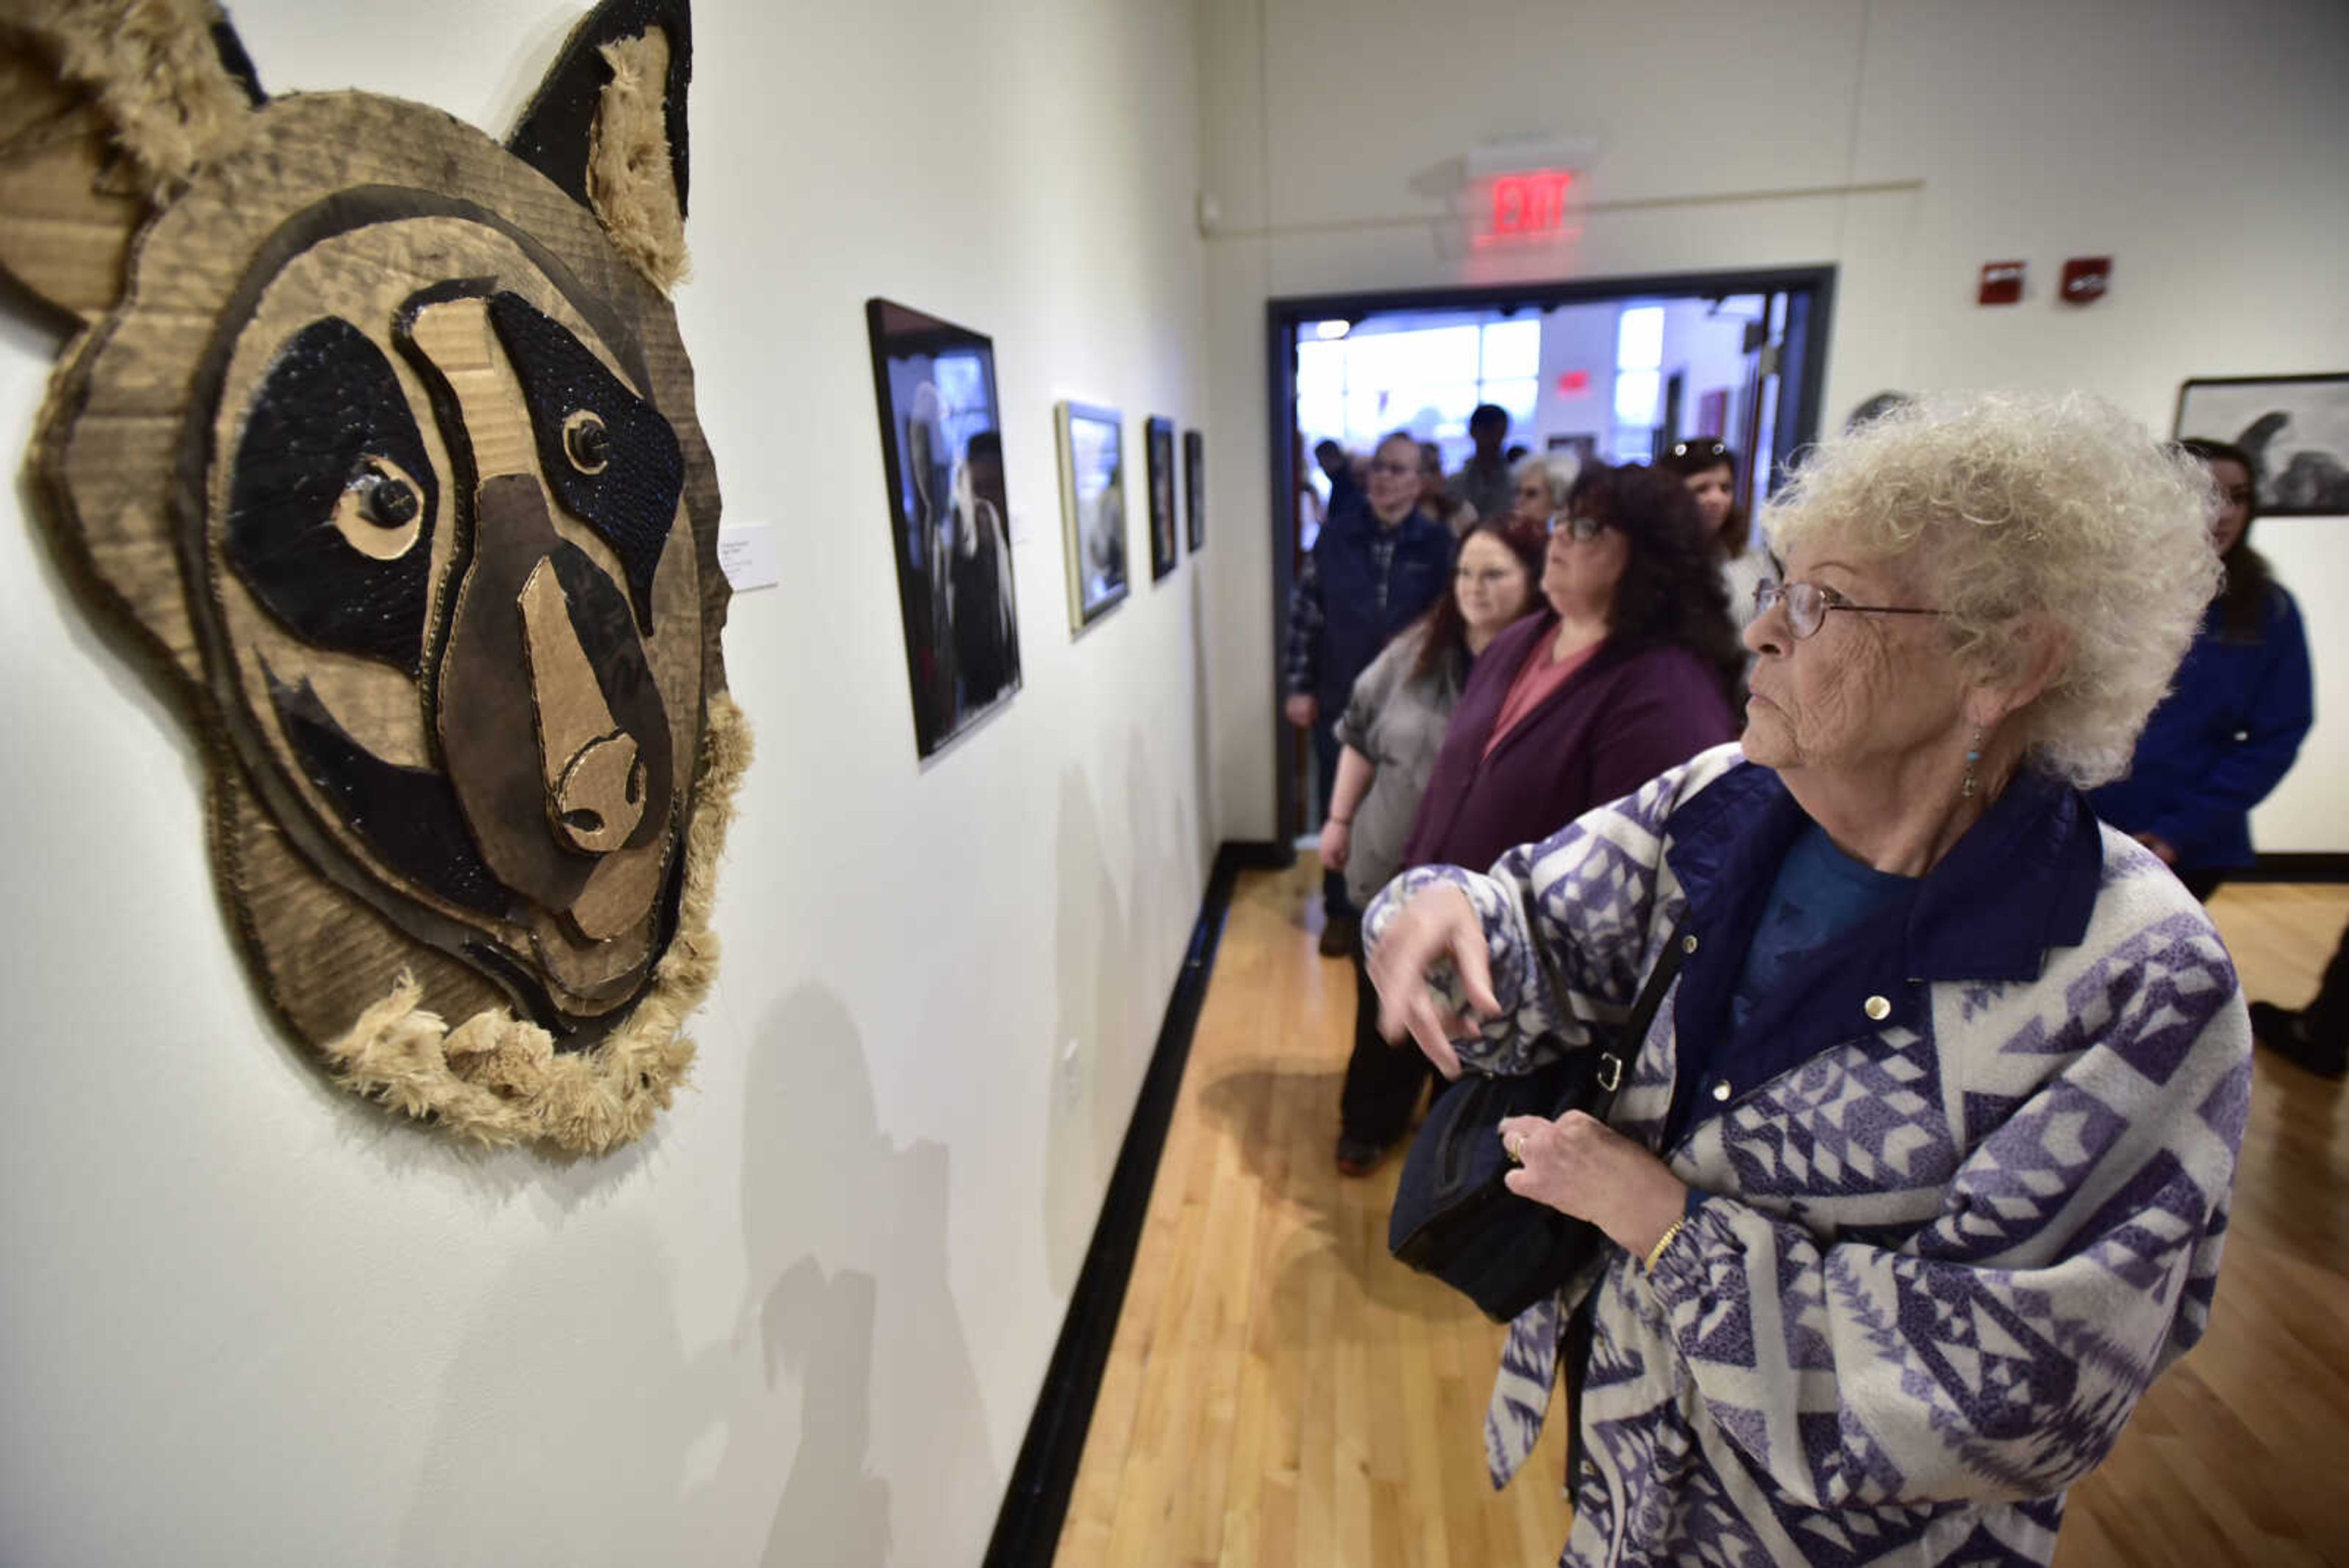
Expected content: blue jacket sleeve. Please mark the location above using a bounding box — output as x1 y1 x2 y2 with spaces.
2147 590 2314 862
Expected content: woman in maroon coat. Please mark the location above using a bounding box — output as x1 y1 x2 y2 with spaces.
1338 464 1741 1168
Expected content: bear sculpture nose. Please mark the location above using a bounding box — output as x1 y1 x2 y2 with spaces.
551 731 644 853
521 558 644 853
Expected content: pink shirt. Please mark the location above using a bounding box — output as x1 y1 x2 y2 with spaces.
1483 636 1599 759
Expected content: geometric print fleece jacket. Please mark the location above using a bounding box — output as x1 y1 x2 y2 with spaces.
1365 744 2251 1567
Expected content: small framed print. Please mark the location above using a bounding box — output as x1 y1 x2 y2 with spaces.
1055 400 1129 628
1145 415 1178 580
1184 428 1205 552
2174 374 2349 515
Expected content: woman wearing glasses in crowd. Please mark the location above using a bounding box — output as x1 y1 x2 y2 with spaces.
1367 393 2248 1568
2088 437 2313 902
1661 437 1772 635
1321 519 1548 1174
1401 463 1742 884
1508 450 1577 530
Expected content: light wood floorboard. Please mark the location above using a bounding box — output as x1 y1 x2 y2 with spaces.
1055 866 2349 1567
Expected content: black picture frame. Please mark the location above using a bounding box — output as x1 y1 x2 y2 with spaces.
2173 373 2349 516
1145 415 1178 579
864 298 1022 759
1056 400 1129 628
1183 428 1204 552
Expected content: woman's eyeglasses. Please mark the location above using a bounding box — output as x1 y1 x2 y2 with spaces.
1546 511 1608 541
1753 578 1950 641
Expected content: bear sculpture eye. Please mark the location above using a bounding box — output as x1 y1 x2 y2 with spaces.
563 409 612 474
327 461 427 562
229 317 439 669
359 467 420 527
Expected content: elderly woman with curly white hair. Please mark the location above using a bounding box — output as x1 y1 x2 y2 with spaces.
1366 392 2251 1567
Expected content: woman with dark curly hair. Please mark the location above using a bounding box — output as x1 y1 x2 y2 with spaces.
1395 461 1741 908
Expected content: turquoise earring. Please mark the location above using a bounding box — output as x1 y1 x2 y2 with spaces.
1961 727 1984 800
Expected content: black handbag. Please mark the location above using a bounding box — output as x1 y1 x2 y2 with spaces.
1386 914 1693 1322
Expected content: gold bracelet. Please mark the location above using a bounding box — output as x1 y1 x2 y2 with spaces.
1643 1216 1688 1273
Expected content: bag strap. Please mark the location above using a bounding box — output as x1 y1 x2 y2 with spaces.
1577 908 1695 1127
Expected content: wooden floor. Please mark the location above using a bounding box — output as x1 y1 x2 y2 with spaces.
1053 864 2349 1568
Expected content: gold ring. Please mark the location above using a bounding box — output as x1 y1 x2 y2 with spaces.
1505 1132 1525 1165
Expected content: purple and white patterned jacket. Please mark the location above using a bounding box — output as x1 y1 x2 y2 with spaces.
1366 743 2250 1567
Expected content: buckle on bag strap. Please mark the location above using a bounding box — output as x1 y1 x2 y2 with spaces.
1595 1052 1623 1093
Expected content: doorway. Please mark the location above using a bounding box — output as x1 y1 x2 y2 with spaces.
1265 266 1833 844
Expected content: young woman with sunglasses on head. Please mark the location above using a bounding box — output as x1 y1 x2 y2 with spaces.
1661 437 1771 636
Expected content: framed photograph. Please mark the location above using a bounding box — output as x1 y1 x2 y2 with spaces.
1145 416 1178 579
1695 388 1730 440
865 299 1022 759
1056 401 1129 628
2174 374 2349 515
1184 428 1205 553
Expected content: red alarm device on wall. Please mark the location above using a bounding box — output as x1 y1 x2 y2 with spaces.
2061 258 2112 304
1978 261 2025 305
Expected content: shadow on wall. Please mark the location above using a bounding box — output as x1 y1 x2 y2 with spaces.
388 986 999 1563
393 1213 733 1562
1189 574 1215 864
1044 726 1212 1291
758 1260 889 1566
1047 762 1132 1293
738 984 997 1568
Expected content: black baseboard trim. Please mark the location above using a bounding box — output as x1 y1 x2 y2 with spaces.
1219 837 1292 872
2233 853 2349 884
982 839 1266 1568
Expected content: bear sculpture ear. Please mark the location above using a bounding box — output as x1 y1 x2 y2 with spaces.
0 1 262 325
507 0 692 293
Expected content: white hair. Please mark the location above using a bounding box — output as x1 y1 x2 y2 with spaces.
1512 451 1577 511
1762 390 2221 788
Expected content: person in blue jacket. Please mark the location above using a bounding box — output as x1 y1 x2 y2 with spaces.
1285 429 1456 952
2090 437 2314 899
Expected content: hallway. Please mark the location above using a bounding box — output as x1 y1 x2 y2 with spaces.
1055 862 2349 1567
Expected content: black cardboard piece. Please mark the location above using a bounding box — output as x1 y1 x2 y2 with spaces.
506 0 692 218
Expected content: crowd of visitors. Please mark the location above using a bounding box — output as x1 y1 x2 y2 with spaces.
1282 388 2316 1566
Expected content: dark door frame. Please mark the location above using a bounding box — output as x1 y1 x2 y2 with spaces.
1263 263 1838 842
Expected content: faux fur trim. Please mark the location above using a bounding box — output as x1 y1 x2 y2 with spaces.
4 0 252 194
321 691 751 1156
585 27 688 294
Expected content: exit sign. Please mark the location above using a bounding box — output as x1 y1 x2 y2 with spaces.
1483 169 1575 243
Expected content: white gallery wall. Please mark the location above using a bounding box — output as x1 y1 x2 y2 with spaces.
0 1 1212 1564
1198 0 2349 851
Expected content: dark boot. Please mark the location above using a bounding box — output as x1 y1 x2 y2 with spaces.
2250 1000 2347 1079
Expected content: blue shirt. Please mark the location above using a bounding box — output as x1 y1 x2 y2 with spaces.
1728 823 1917 1036
1657 762 2102 1152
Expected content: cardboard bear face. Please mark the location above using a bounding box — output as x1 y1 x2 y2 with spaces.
1 0 743 1154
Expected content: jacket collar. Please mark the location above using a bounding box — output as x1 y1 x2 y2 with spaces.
1475 609 1641 770
1327 501 1438 544
1664 757 2102 983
